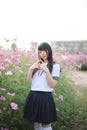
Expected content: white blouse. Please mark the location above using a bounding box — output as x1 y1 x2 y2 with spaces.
31 63 60 92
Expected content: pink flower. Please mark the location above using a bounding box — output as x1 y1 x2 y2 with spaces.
14 66 23 73
7 92 15 96
5 59 11 64
65 51 69 55
18 69 23 73
58 95 64 101
0 64 5 70
31 41 37 46
60 47 67 51
10 102 18 110
78 75 83 80
0 88 6 91
5 70 13 76
0 50 4 56
66 60 71 65
0 96 7 102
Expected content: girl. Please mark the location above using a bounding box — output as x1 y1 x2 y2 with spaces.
24 42 61 130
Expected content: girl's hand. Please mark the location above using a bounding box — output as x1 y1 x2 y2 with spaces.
39 63 48 72
30 61 40 70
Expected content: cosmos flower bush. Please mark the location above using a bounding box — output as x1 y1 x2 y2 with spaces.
0 42 87 130
0 47 35 130
51 43 87 71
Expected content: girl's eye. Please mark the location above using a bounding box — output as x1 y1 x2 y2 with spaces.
38 50 46 54
39 51 42 54
39 51 43 53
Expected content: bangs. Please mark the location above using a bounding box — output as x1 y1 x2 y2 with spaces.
38 42 53 73
38 45 47 51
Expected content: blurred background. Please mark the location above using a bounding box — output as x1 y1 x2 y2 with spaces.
0 1 87 130
0 0 87 50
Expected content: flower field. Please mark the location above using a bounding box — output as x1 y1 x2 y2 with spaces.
0 43 87 130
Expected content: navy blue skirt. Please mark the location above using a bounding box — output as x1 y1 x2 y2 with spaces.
23 90 57 124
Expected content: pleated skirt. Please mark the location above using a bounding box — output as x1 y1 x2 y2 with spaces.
23 90 57 124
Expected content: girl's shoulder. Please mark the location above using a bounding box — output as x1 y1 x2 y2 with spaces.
53 61 60 66
53 61 61 72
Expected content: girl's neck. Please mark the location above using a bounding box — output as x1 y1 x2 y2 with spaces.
44 60 48 63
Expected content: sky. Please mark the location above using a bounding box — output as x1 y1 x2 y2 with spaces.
0 0 87 49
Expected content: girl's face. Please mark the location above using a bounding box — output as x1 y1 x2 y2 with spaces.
38 50 48 62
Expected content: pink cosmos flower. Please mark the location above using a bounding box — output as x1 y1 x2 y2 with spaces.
58 95 64 101
5 70 13 76
0 50 4 56
78 75 83 80
5 59 11 64
60 46 67 51
10 102 18 110
7 92 15 96
0 88 6 91
31 41 37 46
0 96 7 102
14 66 23 73
0 64 5 70
18 69 23 73
66 60 71 65
65 51 69 55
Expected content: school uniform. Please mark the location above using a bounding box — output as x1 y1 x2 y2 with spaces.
23 62 60 124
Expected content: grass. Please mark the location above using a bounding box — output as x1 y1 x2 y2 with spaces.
65 69 87 130
52 69 77 130
67 70 87 87
0 68 87 130
0 49 87 130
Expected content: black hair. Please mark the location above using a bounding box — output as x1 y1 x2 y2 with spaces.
38 42 53 73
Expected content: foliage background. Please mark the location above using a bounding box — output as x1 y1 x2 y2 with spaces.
0 43 87 130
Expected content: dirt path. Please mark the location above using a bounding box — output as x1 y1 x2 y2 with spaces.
69 70 87 88
67 70 87 99
67 70 87 130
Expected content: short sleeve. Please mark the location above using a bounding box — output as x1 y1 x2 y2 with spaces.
52 63 61 80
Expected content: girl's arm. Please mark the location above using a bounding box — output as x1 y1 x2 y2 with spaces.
45 68 58 88
27 62 40 85
27 68 34 85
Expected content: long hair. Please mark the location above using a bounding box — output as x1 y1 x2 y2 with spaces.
38 42 53 73
32 42 53 77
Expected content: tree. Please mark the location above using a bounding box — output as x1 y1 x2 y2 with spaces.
11 43 17 51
